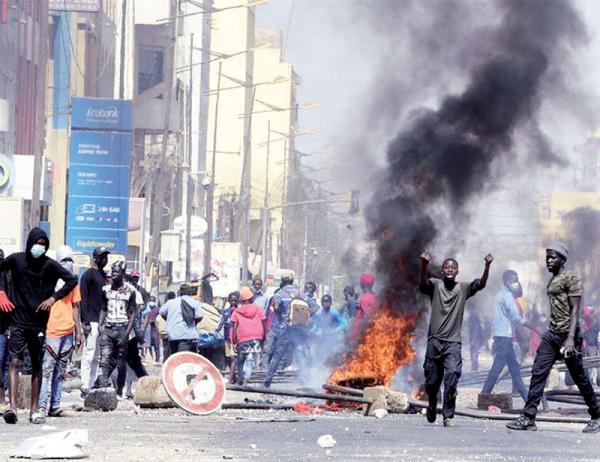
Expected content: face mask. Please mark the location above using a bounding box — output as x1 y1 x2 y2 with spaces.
61 260 74 274
509 282 523 297
30 244 46 259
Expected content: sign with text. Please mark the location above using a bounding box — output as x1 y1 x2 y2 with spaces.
49 0 100 13
66 99 133 255
71 97 132 132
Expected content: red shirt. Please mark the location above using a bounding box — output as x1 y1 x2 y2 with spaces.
231 303 266 344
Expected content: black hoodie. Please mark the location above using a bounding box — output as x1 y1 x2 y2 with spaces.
0 227 78 329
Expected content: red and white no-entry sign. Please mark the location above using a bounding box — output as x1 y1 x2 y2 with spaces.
161 352 225 415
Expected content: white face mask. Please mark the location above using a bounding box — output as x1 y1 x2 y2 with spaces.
30 244 46 259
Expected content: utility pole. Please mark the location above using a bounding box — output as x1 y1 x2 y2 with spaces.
301 205 308 286
197 0 213 216
280 139 287 268
259 120 271 282
239 87 256 285
184 33 194 281
203 60 222 276
147 0 178 274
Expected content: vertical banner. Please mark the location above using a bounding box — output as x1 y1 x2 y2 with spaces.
66 98 132 254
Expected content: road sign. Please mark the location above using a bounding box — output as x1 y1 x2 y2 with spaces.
161 352 225 415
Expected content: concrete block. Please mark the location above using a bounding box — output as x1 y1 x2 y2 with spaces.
133 375 175 408
363 386 387 416
477 392 513 410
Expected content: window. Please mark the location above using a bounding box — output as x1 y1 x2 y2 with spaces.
138 47 164 94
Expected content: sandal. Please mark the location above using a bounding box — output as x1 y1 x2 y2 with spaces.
3 409 17 424
48 408 65 417
30 411 46 425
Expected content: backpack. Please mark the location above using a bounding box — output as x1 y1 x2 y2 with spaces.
281 289 311 327
181 298 196 327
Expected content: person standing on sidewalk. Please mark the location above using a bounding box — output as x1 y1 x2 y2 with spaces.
0 228 77 424
34 246 83 424
231 287 265 385
481 270 539 401
507 243 600 433
79 246 109 397
419 252 493 428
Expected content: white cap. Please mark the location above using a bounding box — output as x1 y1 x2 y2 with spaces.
56 245 73 262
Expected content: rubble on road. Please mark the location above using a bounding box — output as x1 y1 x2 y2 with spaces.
84 388 118 412
317 434 336 449
133 376 175 408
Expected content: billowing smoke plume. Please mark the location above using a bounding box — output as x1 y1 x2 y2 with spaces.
368 0 586 310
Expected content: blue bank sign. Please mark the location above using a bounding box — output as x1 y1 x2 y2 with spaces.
66 98 133 255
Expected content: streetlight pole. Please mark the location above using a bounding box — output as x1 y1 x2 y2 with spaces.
203 60 222 276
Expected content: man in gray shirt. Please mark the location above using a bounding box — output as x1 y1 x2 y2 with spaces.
419 252 493 427
159 284 203 354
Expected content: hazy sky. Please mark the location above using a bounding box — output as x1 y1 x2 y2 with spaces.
256 0 600 194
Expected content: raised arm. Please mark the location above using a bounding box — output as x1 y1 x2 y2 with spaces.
478 254 494 289
419 252 434 295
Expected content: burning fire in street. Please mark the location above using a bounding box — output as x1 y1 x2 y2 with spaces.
329 304 418 388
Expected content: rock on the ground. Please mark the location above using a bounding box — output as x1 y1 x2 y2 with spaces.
9 429 88 459
84 388 118 412
363 386 387 416
477 392 513 410
456 387 480 409
317 434 336 449
133 375 175 408
18 374 32 409
385 390 409 414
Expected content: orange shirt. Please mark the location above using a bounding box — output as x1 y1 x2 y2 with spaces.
46 285 81 338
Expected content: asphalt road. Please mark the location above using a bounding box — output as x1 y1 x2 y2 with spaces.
2 402 600 462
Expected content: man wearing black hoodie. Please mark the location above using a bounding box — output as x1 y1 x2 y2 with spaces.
0 228 77 424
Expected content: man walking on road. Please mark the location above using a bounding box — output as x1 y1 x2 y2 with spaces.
419 252 492 428
94 261 136 389
159 284 203 354
507 243 600 433
0 228 77 424
79 246 109 396
481 270 538 401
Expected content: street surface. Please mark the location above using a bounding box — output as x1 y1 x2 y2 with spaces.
1 397 600 461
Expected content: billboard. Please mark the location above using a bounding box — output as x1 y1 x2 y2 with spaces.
49 0 100 13
66 99 133 255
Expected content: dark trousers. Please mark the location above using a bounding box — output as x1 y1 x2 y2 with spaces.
96 325 128 388
482 336 529 400
169 339 198 354
116 338 148 395
423 338 462 420
524 330 600 420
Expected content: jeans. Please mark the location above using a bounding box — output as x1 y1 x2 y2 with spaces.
95 325 128 388
264 331 290 387
116 338 148 395
38 334 74 410
0 332 8 394
169 338 199 354
80 322 100 391
236 340 261 384
523 330 600 420
423 338 462 420
261 330 276 368
482 336 529 400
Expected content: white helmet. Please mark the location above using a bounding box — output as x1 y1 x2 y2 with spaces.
55 245 74 262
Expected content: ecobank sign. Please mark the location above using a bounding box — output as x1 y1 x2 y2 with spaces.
71 98 132 131
67 98 132 255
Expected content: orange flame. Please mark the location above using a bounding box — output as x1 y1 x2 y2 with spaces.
329 304 418 387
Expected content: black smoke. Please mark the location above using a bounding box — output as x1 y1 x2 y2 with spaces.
367 0 587 311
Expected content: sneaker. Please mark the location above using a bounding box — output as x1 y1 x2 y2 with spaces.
48 408 66 418
443 418 455 428
426 403 437 423
30 409 46 425
3 409 17 424
506 415 537 431
583 419 600 433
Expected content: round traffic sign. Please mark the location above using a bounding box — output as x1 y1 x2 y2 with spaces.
161 352 225 415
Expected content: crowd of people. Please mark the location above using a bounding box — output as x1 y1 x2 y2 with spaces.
0 228 380 425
